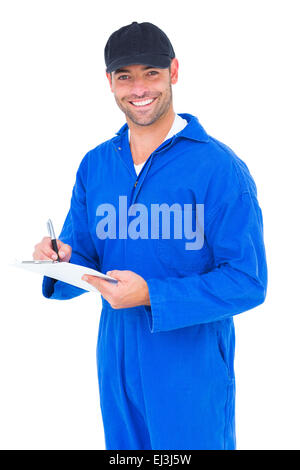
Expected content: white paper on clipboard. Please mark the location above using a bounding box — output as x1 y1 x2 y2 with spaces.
12 259 118 293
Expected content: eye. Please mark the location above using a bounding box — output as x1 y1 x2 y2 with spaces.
148 71 158 76
118 75 129 80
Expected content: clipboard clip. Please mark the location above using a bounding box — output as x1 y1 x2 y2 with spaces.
21 260 59 264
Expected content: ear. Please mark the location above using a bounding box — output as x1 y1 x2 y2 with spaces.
106 72 114 92
170 58 179 85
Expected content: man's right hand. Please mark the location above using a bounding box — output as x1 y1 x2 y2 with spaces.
32 237 72 262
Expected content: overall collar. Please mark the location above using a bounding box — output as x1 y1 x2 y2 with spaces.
113 113 209 144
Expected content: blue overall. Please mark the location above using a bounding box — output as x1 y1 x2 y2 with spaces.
42 113 268 450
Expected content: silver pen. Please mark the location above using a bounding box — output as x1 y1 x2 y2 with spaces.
47 219 60 262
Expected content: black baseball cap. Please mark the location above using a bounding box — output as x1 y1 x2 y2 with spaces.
104 21 175 73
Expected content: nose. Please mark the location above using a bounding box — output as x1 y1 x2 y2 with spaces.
129 77 150 99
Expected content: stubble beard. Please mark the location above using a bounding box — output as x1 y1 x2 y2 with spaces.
114 81 173 127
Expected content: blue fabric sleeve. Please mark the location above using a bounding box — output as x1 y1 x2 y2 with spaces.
145 190 268 333
42 153 100 300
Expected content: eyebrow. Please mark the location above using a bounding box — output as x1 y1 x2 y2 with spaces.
114 66 159 74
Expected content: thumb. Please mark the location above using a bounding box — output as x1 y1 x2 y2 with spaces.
81 274 105 290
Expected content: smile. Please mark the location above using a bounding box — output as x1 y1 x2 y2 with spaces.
129 98 156 108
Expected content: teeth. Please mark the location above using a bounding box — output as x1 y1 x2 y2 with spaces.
131 99 154 107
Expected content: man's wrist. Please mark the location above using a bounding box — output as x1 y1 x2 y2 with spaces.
142 281 151 306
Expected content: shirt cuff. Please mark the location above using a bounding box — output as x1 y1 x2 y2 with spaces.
42 276 57 298
144 278 163 333
42 275 87 300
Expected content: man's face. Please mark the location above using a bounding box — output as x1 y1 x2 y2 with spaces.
106 58 179 127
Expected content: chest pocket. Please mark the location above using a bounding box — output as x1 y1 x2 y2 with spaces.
155 208 212 274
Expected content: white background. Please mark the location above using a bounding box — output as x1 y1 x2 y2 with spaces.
1 0 299 450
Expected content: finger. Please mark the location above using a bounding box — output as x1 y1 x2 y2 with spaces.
106 270 121 278
58 248 67 260
55 240 64 257
42 247 60 260
81 275 114 292
57 241 71 261
33 250 53 261
106 270 128 281
40 237 60 259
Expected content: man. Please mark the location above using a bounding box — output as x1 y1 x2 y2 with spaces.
33 21 268 450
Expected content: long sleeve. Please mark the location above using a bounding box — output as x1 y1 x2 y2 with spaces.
145 186 268 333
42 153 99 300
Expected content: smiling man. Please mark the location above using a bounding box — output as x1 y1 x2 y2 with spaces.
111 64 174 125
35 21 268 450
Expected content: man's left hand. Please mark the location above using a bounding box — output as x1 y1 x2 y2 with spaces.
81 270 151 309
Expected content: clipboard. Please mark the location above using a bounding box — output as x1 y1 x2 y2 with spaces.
12 259 118 293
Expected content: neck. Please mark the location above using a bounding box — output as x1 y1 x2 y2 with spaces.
127 106 176 164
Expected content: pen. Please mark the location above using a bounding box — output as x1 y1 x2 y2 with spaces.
47 218 60 262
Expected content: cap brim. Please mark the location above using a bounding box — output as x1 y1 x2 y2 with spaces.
106 53 172 73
